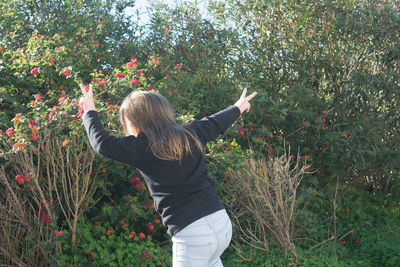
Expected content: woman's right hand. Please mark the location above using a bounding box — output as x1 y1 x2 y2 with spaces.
234 88 257 114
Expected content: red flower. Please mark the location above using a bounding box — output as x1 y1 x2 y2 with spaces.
62 140 69 147
131 77 139 85
36 34 42 39
15 174 25 184
137 70 144 76
29 133 37 142
97 78 106 86
355 238 361 243
25 174 31 182
147 86 154 91
36 209 45 216
34 94 43 102
142 250 152 258
115 73 125 78
43 215 50 225
31 68 39 76
31 126 38 134
150 56 160 65
176 64 181 71
106 229 114 235
130 177 140 183
135 184 141 190
6 127 16 137
63 70 71 77
54 231 63 236
340 239 346 245
13 142 27 150
126 60 138 68
139 232 145 239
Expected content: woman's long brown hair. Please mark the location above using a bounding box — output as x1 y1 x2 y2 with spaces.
119 91 203 161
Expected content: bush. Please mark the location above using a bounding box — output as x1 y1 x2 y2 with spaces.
221 147 310 263
210 0 400 193
54 217 171 266
1 0 399 265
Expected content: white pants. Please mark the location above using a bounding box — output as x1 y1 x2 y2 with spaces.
171 209 233 267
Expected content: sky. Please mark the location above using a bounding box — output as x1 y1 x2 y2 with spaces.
124 0 211 26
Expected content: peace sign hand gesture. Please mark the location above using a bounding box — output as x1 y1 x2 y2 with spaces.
79 83 96 114
234 88 257 114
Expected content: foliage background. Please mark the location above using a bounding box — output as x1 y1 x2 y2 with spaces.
0 0 399 266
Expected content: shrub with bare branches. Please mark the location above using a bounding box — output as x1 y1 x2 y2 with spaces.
0 129 103 265
225 146 311 264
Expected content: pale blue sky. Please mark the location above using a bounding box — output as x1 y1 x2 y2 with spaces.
124 0 211 26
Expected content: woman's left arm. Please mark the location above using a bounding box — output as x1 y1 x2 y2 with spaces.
78 83 97 113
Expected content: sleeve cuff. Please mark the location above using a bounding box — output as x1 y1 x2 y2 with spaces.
231 105 241 116
82 109 98 120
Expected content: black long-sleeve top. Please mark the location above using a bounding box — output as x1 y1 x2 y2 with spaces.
82 105 241 237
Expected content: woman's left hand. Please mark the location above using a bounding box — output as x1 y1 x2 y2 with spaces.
234 88 257 114
79 83 96 113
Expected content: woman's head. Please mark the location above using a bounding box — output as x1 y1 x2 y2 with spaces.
120 91 174 136
119 91 203 161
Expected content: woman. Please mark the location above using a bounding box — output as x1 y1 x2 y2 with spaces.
79 84 257 266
